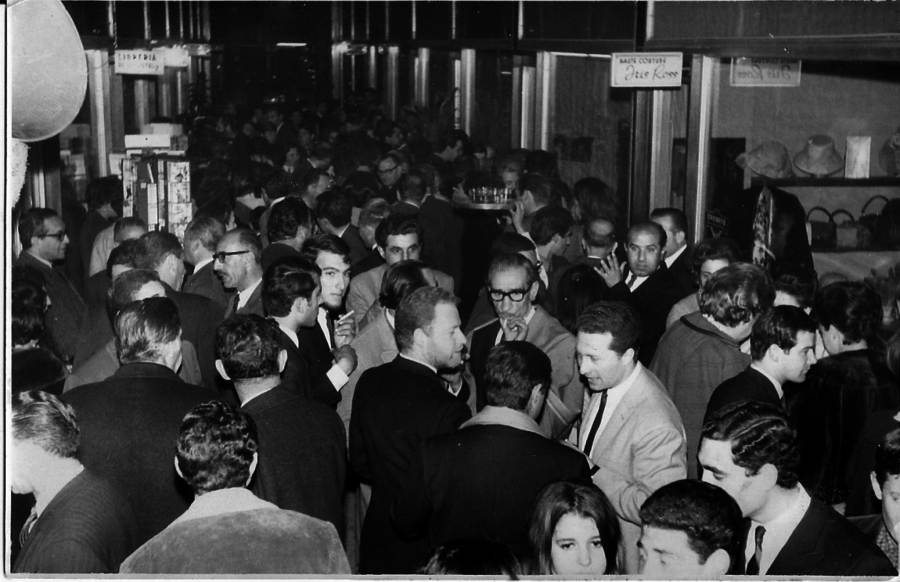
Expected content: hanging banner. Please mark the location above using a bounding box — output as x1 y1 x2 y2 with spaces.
730 58 801 87
611 53 682 88
115 50 164 75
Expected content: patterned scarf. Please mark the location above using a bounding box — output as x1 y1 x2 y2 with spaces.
752 186 775 270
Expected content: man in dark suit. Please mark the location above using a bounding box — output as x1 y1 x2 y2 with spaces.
699 401 895 576
651 207 694 298
62 297 216 546
598 221 684 366
215 314 347 539
350 286 472 574
391 341 590 559
182 215 229 314
263 256 350 407
261 197 312 272
14 208 87 363
411 164 464 289
316 191 368 265
548 216 616 316
296 235 359 407
848 428 899 573
135 231 223 393
216 228 265 318
375 153 404 204
706 305 817 423
351 198 390 278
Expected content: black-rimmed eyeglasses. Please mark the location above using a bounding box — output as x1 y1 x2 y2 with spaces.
214 250 250 263
37 231 67 242
488 288 530 302
378 165 399 174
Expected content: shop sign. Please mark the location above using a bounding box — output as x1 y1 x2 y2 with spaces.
706 210 729 238
611 53 682 88
115 50 164 76
730 58 801 87
154 47 190 68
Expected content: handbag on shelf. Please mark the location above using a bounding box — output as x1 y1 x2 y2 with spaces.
832 209 873 250
875 198 900 249
807 206 836 250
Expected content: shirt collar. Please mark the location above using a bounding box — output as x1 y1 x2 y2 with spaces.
237 277 262 307
279 324 299 348
664 244 687 268
748 487 810 574
194 256 214 272
461 405 544 436
750 363 783 398
398 353 437 374
25 249 53 268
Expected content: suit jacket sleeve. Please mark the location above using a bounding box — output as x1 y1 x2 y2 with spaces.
438 399 473 435
348 373 372 481
594 424 687 525
390 441 432 541
540 332 583 440
346 277 371 329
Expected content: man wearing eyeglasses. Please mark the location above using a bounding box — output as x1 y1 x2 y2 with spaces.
376 153 404 204
216 228 265 318
15 208 86 363
466 252 583 441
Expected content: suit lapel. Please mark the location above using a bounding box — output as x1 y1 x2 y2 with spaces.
767 502 826 576
592 369 647 453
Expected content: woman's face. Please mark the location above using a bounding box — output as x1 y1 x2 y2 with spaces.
550 512 607 576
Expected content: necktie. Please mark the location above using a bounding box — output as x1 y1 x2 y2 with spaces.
230 292 240 315
746 525 766 575
583 390 609 456
19 507 37 548
626 273 637 289
455 380 471 404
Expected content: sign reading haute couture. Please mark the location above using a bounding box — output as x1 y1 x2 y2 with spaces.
115 50 164 75
730 58 801 87
611 53 682 88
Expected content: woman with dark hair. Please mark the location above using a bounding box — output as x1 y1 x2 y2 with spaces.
527 480 621 576
419 540 521 578
788 281 900 508
11 270 68 395
555 264 607 335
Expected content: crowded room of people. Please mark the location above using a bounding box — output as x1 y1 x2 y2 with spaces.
8 0 900 577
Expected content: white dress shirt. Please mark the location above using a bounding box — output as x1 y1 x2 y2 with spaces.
236 277 262 311
745 487 811 575
579 362 643 451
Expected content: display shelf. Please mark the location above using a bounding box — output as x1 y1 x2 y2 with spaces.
751 176 900 187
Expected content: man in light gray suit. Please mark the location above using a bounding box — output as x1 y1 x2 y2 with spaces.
572 301 687 574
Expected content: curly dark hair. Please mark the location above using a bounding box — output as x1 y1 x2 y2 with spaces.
814 281 882 344
576 301 642 356
215 314 283 380
484 342 552 411
749 305 817 362
699 263 775 327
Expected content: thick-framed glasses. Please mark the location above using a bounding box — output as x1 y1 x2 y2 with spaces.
488 288 530 302
37 230 66 242
377 165 399 175
214 250 250 263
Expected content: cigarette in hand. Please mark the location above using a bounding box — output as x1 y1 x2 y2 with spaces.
336 311 355 324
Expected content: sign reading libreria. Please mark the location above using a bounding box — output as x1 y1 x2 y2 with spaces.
115 50 164 76
730 58 801 87
611 53 682 88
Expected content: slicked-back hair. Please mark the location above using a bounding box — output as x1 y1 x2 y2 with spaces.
12 275 48 346
215 314 283 380
115 296 181 365
12 390 80 459
573 177 619 226
106 238 140 279
184 216 226 252
702 400 800 489
490 232 537 257
301 233 351 265
773 266 818 311
750 305 817 361
582 217 617 249
487 252 537 288
359 198 392 232
520 173 554 207
650 207 689 235
113 216 148 240
106 269 162 325
176 400 258 495
375 212 423 250
85 176 123 209
315 191 353 228
814 281 882 344
378 260 431 310
699 263 775 327
576 301 642 356
874 428 900 486
627 221 667 251
227 228 264 263
394 286 458 353
134 231 183 271
484 342 552 410
690 237 742 274
529 206 574 246
528 480 620 575
269 197 312 243
639 480 743 569
18 208 59 249
262 258 320 318
399 173 427 203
